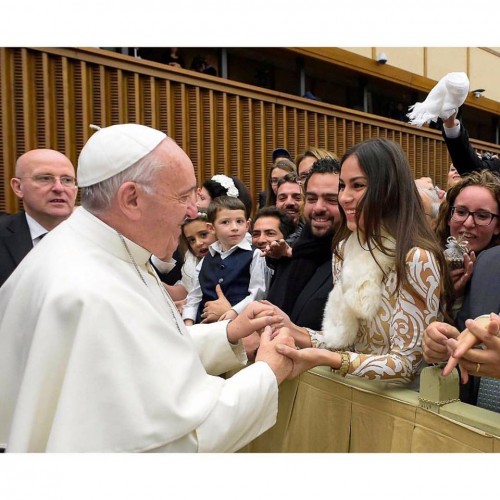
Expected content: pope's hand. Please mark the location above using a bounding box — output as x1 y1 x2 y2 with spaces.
255 327 294 384
226 301 283 344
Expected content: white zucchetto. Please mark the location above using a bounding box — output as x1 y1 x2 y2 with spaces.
77 123 167 187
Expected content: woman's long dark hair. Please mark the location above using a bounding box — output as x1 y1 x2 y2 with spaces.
332 138 452 316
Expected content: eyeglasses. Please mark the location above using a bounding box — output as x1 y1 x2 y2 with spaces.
17 174 77 188
451 206 499 226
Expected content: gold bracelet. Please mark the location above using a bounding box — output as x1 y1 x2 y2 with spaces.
333 351 350 377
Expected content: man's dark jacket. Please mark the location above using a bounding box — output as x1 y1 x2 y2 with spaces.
0 212 33 286
266 223 333 331
442 120 500 176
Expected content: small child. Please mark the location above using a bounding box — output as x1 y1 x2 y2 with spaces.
157 210 216 314
183 196 267 325
178 210 217 294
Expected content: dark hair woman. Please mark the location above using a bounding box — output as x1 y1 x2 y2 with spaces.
274 138 452 385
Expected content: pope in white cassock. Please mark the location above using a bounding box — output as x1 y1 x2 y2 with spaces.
0 124 295 452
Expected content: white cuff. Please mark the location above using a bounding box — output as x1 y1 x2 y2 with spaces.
443 120 461 139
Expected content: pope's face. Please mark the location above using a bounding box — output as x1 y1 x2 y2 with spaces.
139 140 198 260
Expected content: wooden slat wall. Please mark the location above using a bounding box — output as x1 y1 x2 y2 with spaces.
1 47 499 214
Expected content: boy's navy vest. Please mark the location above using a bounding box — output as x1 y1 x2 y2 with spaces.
196 247 254 323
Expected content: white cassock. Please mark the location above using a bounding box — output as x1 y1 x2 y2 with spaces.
0 207 278 452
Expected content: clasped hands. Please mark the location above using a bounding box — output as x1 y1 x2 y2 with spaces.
232 300 341 379
225 300 294 381
423 313 500 383
226 300 336 381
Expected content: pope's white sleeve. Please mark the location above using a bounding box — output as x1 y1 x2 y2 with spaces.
187 320 247 375
147 362 278 453
195 361 279 452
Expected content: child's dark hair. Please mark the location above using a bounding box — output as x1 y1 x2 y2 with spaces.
207 196 246 224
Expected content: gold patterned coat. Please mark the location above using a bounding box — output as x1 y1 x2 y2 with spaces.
328 247 442 384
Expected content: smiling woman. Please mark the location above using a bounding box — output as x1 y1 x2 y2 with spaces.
436 170 500 254
275 138 452 385
434 169 500 303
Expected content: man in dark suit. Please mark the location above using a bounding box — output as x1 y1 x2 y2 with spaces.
265 158 340 330
0 149 77 286
441 110 500 176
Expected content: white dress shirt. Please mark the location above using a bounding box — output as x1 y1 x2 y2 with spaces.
24 213 48 246
182 238 268 322
442 119 461 139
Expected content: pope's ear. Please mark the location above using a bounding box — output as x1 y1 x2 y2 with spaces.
116 181 141 220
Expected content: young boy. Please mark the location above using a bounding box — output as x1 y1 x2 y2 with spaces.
182 196 268 325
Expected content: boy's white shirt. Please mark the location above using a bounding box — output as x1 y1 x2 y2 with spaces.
182 238 268 321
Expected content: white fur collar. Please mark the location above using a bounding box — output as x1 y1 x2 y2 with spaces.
322 233 395 349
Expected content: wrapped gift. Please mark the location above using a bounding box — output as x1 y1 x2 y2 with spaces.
444 235 469 269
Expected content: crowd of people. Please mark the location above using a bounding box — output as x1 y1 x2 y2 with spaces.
136 48 218 76
0 98 499 452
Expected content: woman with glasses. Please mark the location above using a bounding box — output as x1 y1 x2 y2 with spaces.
435 170 500 305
